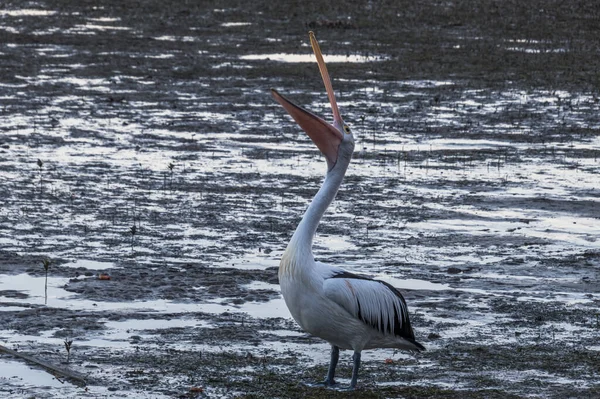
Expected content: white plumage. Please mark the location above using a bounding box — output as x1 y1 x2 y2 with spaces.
272 32 424 389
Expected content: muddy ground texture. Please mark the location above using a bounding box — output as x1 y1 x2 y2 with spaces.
1 0 600 398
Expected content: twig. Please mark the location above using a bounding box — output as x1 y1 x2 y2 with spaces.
0 344 86 387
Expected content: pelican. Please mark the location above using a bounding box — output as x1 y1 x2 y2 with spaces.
271 32 425 390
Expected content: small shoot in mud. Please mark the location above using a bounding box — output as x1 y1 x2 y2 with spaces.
64 339 73 363
37 158 44 194
130 224 137 251
42 258 51 305
168 162 175 190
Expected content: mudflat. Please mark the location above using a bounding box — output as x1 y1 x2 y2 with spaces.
0 1 599 398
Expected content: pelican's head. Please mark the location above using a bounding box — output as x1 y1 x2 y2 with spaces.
271 31 354 171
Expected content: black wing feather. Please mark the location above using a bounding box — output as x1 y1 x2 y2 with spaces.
329 270 424 350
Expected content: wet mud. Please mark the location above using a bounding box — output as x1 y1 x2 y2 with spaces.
1 0 599 398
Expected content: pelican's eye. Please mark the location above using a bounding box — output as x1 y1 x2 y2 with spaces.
343 125 351 134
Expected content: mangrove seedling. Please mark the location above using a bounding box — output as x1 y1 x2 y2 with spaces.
37 158 43 194
130 224 137 250
42 258 51 305
64 339 73 363
168 162 175 190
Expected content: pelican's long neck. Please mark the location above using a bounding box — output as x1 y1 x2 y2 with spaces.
288 159 349 254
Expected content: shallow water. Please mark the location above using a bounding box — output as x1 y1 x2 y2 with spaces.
0 1 599 398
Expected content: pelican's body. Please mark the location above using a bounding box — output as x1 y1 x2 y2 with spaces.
280 258 421 353
272 32 424 389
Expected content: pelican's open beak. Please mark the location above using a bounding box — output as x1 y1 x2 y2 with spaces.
271 31 343 169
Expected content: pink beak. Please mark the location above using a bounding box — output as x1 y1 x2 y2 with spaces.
271 32 344 169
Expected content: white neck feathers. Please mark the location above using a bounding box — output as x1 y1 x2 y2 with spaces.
287 159 348 256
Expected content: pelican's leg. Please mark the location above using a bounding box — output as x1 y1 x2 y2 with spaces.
349 351 361 389
324 345 339 386
306 345 339 387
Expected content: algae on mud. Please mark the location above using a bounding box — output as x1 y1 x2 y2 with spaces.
1 0 599 398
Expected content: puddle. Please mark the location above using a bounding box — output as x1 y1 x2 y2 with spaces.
62 259 116 270
240 281 278 291
224 254 280 270
0 359 66 388
221 22 252 27
152 35 198 42
0 272 288 319
240 53 388 63
375 275 451 291
0 9 57 17
315 235 357 251
506 47 567 54
0 274 72 306
70 24 131 32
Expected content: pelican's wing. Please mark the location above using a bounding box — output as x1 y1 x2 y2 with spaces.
323 271 420 345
